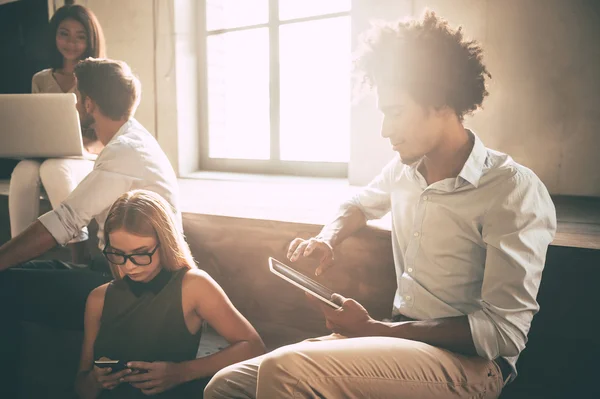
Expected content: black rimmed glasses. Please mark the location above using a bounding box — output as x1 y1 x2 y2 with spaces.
102 244 160 266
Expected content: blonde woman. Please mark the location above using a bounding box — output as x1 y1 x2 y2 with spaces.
75 190 265 398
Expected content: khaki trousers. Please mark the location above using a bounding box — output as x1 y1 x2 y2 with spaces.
204 334 504 398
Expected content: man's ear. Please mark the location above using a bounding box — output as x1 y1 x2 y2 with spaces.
85 96 96 114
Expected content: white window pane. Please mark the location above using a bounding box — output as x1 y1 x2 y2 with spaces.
207 29 270 159
279 0 350 21
279 17 350 162
207 0 268 31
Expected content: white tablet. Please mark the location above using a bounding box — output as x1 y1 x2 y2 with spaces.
268 257 340 309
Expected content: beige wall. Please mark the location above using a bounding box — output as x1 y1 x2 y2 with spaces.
77 0 157 137
351 0 600 197
67 0 199 176
64 0 600 196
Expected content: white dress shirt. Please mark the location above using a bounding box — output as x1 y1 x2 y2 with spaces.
39 118 180 250
345 130 557 381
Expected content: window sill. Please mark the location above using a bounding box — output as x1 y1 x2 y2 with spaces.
179 172 393 230
178 176 600 250
0 175 392 231
3 177 598 249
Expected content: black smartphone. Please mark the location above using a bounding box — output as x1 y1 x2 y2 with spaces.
94 359 129 372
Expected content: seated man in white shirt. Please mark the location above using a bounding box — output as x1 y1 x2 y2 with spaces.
0 57 180 272
204 11 557 399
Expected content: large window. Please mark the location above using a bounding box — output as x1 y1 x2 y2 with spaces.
200 0 351 177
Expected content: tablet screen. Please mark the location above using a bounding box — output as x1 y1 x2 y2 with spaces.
269 257 338 308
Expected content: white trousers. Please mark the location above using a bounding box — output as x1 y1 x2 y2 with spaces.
8 158 94 242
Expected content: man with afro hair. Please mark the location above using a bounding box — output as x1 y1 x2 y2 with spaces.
205 11 556 399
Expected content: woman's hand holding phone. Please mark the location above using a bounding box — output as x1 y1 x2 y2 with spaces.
92 357 133 391
122 361 185 395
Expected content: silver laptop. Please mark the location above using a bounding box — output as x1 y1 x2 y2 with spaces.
0 93 85 158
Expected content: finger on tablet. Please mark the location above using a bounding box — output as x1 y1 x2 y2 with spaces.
304 239 316 257
291 241 308 262
287 238 303 259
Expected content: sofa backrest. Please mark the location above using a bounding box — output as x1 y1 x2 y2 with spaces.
183 213 397 349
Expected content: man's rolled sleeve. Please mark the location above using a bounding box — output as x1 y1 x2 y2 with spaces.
37 145 142 246
468 303 532 359
469 168 556 360
38 204 83 246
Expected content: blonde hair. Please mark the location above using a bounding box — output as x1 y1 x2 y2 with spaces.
103 190 196 280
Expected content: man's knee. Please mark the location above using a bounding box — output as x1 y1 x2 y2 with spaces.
204 349 308 398
257 347 312 388
203 369 228 399
204 362 258 399
259 348 301 378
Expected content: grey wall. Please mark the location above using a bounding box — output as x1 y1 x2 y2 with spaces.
351 0 600 197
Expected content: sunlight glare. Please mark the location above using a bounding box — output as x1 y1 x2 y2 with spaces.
207 29 270 159
279 16 350 162
206 0 268 31
279 0 351 21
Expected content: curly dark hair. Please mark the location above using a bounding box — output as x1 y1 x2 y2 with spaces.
354 11 491 121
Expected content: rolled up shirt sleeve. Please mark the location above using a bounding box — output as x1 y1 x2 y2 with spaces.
38 145 143 246
343 156 400 220
468 168 556 359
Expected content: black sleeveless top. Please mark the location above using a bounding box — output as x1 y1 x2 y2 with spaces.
94 268 203 398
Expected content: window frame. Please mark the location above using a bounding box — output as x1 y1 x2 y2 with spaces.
198 0 351 178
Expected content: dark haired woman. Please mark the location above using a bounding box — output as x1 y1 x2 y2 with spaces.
9 4 105 263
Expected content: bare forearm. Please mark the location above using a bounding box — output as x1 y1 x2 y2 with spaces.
0 221 57 271
318 204 367 248
367 316 478 356
75 370 102 399
179 338 265 383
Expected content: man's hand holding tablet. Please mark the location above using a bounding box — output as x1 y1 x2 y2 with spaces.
268 257 380 337
279 233 382 337
304 292 378 338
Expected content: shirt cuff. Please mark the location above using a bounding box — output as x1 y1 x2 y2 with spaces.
468 309 500 360
38 210 72 246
